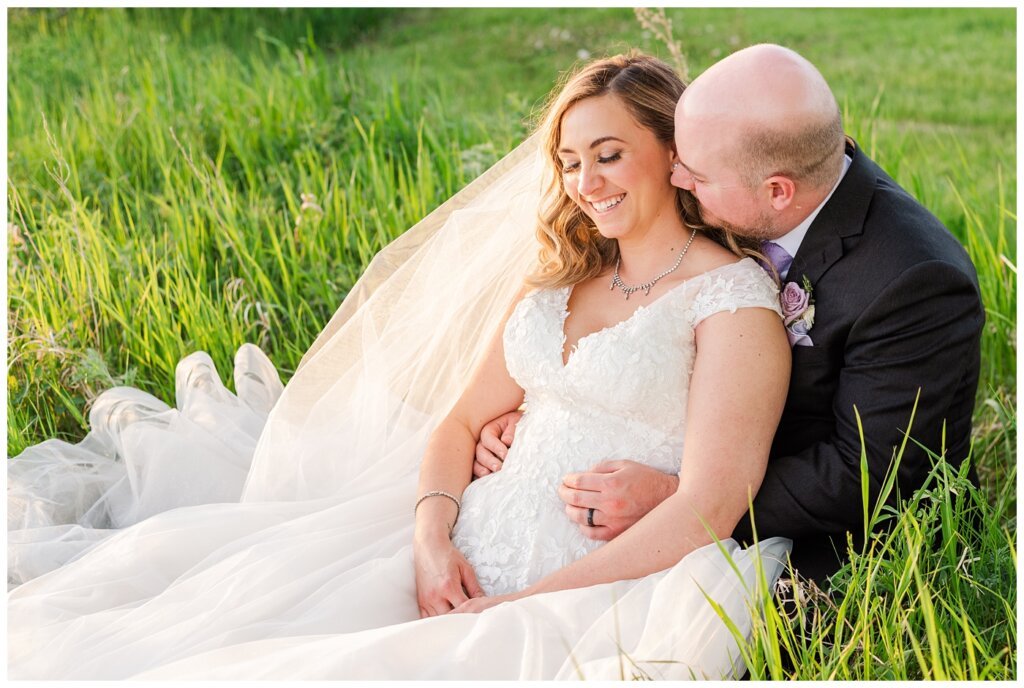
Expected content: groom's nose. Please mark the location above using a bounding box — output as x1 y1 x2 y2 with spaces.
671 165 694 191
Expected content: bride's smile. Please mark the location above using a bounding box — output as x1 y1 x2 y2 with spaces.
588 192 625 213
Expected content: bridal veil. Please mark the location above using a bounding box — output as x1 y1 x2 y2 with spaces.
8 134 545 580
243 133 546 502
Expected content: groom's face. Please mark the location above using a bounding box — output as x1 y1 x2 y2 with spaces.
672 116 779 240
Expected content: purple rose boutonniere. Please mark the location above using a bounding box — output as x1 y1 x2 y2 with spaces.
780 275 815 347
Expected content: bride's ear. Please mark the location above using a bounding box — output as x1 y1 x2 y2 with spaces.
668 148 681 172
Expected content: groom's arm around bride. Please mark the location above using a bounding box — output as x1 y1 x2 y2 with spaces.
475 44 984 584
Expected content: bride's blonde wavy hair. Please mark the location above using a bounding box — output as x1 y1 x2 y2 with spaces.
527 51 763 289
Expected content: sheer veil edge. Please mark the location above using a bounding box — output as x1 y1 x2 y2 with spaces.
7 133 546 581
299 133 543 370
242 133 545 502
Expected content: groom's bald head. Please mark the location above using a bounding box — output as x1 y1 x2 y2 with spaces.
676 44 845 189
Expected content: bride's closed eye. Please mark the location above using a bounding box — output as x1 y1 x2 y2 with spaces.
560 152 622 174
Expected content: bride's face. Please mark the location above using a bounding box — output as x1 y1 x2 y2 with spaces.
557 94 677 240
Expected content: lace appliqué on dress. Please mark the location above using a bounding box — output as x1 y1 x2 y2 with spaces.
453 258 781 596
689 262 782 327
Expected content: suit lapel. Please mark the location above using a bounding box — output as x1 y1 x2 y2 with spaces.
788 140 877 286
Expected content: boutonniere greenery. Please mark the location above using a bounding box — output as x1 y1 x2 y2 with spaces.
781 275 815 347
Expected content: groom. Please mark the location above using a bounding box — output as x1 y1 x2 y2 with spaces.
474 44 984 582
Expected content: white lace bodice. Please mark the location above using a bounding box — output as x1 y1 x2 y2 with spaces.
451 258 781 595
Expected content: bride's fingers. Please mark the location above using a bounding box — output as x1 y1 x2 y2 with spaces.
472 461 491 478
450 598 476 614
460 562 486 599
446 588 470 610
426 598 453 617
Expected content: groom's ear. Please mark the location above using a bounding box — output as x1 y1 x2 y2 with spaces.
764 175 796 211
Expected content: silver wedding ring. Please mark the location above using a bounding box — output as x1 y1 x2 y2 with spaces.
587 508 595 527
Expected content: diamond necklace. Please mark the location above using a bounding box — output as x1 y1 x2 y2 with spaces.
609 227 698 300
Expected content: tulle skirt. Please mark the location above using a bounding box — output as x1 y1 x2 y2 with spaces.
8 350 789 680
8 344 282 587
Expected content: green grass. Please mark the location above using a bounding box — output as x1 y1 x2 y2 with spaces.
733 389 1017 680
6 7 1016 680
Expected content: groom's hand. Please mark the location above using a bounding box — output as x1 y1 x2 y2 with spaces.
472 410 523 479
559 460 679 540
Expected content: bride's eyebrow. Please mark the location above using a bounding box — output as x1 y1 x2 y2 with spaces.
558 136 626 155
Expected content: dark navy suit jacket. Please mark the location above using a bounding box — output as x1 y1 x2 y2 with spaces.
731 140 984 582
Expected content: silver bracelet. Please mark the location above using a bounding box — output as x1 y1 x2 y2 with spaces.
414 490 461 522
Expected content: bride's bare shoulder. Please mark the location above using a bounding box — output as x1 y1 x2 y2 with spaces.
679 235 748 277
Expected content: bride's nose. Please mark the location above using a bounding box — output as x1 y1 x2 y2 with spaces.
577 164 602 197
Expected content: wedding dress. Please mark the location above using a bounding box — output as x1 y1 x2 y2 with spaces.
8 136 791 680
7 345 283 586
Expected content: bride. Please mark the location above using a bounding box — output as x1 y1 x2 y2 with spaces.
9 52 792 680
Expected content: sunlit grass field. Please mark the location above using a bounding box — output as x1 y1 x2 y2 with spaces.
6 7 1016 680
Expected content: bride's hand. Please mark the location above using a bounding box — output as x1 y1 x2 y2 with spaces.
413 537 485 618
451 591 523 614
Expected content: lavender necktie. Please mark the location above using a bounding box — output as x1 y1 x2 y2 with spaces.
760 240 793 279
